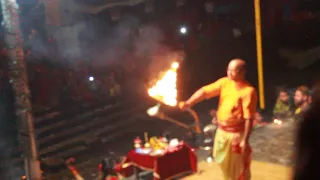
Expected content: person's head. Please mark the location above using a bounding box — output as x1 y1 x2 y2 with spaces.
311 82 320 106
294 86 310 107
227 59 246 81
278 89 290 103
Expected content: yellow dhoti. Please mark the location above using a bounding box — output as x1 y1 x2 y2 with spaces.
213 128 251 180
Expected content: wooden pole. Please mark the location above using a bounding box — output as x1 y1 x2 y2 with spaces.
254 0 265 109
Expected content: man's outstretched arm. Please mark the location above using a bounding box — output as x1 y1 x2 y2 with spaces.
185 88 206 107
182 78 225 108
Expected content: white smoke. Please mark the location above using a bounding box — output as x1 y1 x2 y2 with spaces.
53 23 85 62
22 5 179 73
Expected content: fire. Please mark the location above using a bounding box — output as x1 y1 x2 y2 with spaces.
148 62 179 106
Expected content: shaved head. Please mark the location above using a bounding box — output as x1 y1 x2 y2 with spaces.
227 59 246 81
228 59 246 71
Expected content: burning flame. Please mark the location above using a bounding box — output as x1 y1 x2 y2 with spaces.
148 62 179 106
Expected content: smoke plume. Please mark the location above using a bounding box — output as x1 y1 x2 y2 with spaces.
20 3 181 79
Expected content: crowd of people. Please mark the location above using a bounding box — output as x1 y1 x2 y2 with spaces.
273 85 312 121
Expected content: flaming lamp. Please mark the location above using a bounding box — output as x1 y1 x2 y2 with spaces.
146 62 201 134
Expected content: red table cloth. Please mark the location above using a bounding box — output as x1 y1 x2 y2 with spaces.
115 143 197 180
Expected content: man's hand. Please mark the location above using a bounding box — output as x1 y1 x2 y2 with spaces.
240 140 250 159
178 101 191 110
65 157 76 167
211 117 217 124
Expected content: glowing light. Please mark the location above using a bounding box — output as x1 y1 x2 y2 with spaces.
148 62 179 106
147 104 160 116
273 119 282 125
169 139 179 147
206 157 213 163
89 76 94 81
180 26 187 34
171 62 179 69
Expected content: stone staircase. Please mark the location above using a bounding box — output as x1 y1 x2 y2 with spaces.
0 95 156 179
0 89 201 179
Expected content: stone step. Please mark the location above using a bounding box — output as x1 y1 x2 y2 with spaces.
0 94 155 177
53 145 88 159
39 133 97 158
36 102 122 136
0 103 129 170
34 100 112 124
41 120 149 179
39 107 146 157
38 107 141 148
34 101 118 128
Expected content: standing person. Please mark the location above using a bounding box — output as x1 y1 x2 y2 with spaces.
179 59 257 180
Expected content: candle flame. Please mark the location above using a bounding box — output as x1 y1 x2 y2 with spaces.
148 62 179 106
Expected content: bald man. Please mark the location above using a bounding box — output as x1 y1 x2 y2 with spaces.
180 59 257 180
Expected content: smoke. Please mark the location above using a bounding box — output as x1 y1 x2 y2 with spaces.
134 25 164 58
89 15 141 66
53 23 85 62
21 5 180 75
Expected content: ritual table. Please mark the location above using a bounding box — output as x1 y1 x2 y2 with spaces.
115 143 197 180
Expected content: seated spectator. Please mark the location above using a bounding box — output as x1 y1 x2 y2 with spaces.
294 86 311 121
294 82 320 180
273 88 293 119
209 108 217 124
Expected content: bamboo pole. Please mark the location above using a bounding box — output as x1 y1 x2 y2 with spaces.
254 0 265 109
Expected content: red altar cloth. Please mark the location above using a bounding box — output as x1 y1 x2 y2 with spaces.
115 143 197 180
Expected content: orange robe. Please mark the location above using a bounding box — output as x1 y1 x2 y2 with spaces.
202 77 257 180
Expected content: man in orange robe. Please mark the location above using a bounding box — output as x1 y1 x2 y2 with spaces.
180 59 257 180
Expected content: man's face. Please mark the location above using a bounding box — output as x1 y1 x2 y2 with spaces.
227 61 244 81
279 91 289 103
294 90 307 107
